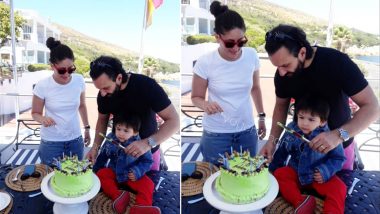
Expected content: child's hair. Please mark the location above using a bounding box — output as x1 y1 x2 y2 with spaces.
112 114 141 133
295 95 330 122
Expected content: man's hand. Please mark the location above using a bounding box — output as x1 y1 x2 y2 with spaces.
86 147 98 164
128 171 136 181
259 141 275 162
124 139 151 158
203 101 223 115
313 170 324 183
310 131 342 154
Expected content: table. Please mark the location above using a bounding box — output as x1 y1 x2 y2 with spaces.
182 170 380 214
0 164 180 214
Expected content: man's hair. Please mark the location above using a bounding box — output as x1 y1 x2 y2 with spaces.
265 24 313 59
46 37 74 64
295 95 330 122
89 56 128 83
210 1 246 35
112 114 141 133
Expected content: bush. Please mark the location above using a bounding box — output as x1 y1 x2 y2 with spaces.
186 34 215 45
74 55 90 76
27 64 50 72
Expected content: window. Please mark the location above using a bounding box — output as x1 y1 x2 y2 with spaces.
185 18 195 34
210 20 215 34
181 0 190 4
22 25 32 40
199 0 208 10
22 25 32 33
199 18 208 34
37 51 45 63
23 34 31 40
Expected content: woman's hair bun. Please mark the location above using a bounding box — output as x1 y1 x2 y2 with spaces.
210 1 228 18
46 37 61 50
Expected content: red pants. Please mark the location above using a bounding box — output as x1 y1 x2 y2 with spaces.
273 166 346 214
96 168 154 206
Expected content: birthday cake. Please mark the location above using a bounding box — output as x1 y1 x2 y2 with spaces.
50 155 93 197
215 152 269 204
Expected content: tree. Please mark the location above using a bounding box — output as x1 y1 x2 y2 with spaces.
333 26 353 53
0 3 25 46
143 57 158 78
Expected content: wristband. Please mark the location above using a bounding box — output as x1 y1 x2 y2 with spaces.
258 112 266 118
84 125 91 129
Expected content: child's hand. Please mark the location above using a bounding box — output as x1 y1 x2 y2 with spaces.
313 169 324 183
128 171 136 181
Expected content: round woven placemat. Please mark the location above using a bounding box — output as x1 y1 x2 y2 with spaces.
264 196 324 214
89 192 136 214
5 164 52 192
181 161 219 197
0 191 13 214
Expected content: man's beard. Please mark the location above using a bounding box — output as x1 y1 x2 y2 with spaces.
106 83 121 97
286 59 304 77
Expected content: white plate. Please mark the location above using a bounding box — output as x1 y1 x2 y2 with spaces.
41 172 100 204
0 192 11 211
203 171 279 213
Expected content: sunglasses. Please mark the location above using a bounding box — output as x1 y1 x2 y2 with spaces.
265 31 297 43
20 171 41 181
54 64 76 75
181 170 203 182
219 35 248 48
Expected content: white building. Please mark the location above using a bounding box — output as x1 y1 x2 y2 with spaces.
181 0 219 94
181 0 215 36
0 7 61 66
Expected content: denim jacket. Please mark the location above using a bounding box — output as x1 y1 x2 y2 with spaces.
269 122 346 185
93 133 153 183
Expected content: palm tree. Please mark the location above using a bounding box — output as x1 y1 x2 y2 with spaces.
333 26 352 53
143 57 159 78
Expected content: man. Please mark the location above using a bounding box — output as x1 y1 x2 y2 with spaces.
86 56 179 167
260 24 379 169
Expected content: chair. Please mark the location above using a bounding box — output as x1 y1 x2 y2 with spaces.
181 105 203 136
0 119 41 165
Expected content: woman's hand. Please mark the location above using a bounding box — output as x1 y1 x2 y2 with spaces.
203 101 223 115
40 116 56 127
84 130 91 146
258 120 266 140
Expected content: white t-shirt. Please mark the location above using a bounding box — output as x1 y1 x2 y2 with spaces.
194 47 260 133
33 74 85 141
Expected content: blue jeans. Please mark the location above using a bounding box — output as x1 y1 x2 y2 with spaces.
39 136 84 166
200 126 258 166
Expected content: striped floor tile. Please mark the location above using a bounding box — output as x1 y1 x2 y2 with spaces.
6 149 41 165
181 142 203 162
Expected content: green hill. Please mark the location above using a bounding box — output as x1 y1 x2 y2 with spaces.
191 0 379 53
54 23 179 76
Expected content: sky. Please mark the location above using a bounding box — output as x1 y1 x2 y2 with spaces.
14 0 181 64
266 0 380 35
12 0 378 64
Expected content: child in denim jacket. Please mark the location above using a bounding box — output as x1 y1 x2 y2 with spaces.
93 114 160 214
270 96 346 214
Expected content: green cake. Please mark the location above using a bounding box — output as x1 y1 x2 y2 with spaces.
50 156 93 197
215 153 269 204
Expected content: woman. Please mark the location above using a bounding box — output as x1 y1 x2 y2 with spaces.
191 1 266 165
31 37 90 165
